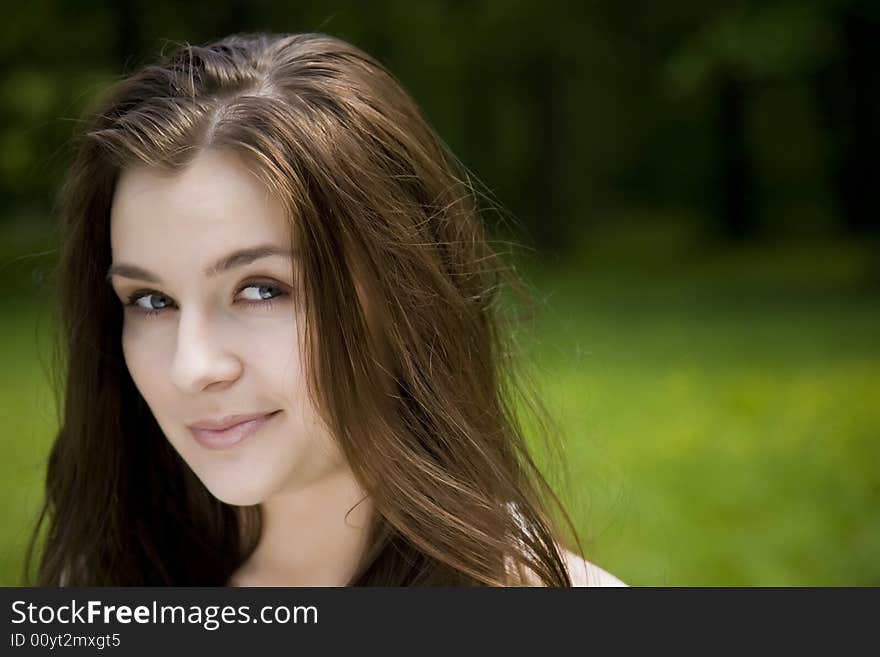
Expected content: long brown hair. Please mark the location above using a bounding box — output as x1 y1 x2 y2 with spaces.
27 32 584 586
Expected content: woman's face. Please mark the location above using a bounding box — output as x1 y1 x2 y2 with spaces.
109 147 346 506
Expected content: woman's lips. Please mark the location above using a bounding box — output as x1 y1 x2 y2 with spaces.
189 410 281 450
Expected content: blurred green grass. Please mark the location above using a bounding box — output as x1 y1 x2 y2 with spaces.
1 238 878 585
519 237 880 585
0 297 58 586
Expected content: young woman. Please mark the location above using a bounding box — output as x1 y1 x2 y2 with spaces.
28 32 625 587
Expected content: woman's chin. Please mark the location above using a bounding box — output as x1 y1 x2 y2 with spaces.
200 479 269 507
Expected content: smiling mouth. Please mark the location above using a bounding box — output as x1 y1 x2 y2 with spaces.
188 410 282 450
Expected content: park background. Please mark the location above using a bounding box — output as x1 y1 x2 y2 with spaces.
1 0 878 585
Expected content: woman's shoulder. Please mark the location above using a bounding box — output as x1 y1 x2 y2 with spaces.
559 548 627 587
504 545 627 587
504 501 626 587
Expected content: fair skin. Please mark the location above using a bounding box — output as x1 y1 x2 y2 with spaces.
108 147 373 586
107 146 622 587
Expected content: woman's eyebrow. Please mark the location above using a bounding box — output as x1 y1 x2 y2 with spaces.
106 244 294 283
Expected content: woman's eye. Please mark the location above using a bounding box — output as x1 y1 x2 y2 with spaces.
127 292 174 313
238 283 285 302
122 281 288 318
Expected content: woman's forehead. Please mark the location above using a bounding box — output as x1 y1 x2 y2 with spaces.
110 148 291 252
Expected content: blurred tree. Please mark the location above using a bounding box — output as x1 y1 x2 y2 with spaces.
2 0 875 257
664 1 834 238
815 0 880 236
114 0 143 72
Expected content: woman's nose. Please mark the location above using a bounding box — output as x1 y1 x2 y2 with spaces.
170 308 243 393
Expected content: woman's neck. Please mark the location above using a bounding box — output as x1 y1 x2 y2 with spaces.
229 466 374 586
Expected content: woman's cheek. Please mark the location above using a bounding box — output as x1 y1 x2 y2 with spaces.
122 326 169 403
245 318 303 380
